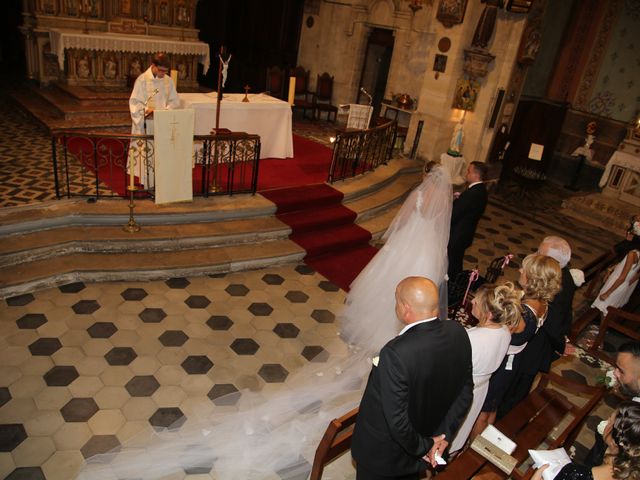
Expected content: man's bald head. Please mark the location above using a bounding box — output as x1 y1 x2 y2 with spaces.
395 277 439 325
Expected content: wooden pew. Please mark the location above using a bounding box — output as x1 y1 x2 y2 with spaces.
309 406 358 480
437 372 604 480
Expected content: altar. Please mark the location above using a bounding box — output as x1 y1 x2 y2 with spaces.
180 93 294 159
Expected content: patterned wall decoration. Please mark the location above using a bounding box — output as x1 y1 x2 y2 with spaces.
578 0 640 122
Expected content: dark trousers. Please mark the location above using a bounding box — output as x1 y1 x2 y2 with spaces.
447 247 465 280
496 372 536 420
356 463 420 480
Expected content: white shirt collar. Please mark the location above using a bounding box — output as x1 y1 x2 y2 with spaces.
633 396 640 403
398 316 438 336
468 181 483 189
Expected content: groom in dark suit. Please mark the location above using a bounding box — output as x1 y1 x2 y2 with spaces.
447 161 489 279
351 277 473 480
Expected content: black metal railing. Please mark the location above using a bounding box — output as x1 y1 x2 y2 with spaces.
51 131 261 199
327 120 397 183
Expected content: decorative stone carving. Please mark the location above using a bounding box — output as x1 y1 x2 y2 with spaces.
463 49 495 79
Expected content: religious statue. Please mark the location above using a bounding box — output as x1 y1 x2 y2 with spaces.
160 1 169 24
220 54 232 88
448 115 465 157
471 0 503 50
129 58 142 78
177 63 187 80
104 57 117 79
77 55 90 78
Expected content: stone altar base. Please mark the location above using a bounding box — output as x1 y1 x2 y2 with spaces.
561 192 636 237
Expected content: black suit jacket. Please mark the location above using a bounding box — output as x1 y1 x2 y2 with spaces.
448 183 489 253
351 319 473 477
520 266 576 374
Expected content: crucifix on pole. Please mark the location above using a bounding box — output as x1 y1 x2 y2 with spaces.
214 45 232 134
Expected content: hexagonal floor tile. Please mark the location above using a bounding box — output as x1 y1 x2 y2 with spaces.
125 375 160 397
318 280 340 292
258 364 289 383
158 330 189 347
60 398 99 422
6 294 35 307
311 309 335 324
72 299 101 315
230 338 260 355
207 384 240 406
301 346 329 362
165 277 191 289
285 291 309 303
87 322 118 339
208 272 227 279
80 435 121 459
59 282 86 294
139 308 167 323
148 407 186 430
261 274 284 285
104 347 137 366
294 265 314 275
248 303 273 316
16 313 48 329
225 284 249 296
181 355 214 374
0 387 11 408
0 424 27 451
184 295 211 309
29 338 63 356
273 323 300 339
121 288 148 301
560 369 587 384
44 366 79 386
6 467 46 480
206 315 233 330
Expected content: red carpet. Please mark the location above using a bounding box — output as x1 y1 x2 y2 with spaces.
262 184 378 291
69 134 332 195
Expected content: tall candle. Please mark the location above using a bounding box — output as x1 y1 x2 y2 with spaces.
288 76 296 106
171 69 179 90
129 157 135 189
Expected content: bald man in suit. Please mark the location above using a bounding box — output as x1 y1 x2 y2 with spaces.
351 277 473 479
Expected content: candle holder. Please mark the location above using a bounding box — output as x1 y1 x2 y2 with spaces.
123 185 141 233
243 85 251 102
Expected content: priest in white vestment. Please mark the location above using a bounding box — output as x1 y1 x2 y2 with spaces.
128 52 180 188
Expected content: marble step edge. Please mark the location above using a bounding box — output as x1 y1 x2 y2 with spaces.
0 240 306 300
0 159 421 235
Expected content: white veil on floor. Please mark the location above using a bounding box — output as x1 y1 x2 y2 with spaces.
78 166 453 480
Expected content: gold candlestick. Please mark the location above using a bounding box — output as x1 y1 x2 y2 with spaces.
123 185 141 233
242 85 251 102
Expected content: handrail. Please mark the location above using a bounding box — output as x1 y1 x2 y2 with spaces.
51 130 261 199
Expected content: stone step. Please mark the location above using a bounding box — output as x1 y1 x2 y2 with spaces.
0 158 421 298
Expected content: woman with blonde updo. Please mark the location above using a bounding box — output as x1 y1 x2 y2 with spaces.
450 281 522 453
533 402 640 480
473 254 562 436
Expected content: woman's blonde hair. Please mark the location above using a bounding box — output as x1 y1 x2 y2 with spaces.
473 281 523 328
521 254 562 302
611 402 640 479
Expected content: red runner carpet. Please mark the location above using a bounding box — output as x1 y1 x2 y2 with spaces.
261 184 378 291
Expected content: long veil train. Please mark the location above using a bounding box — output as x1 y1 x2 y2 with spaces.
79 167 452 479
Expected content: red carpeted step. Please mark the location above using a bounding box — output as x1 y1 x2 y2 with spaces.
306 245 379 291
278 204 357 234
261 183 343 214
293 224 372 258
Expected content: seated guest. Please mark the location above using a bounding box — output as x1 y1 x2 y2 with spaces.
585 342 640 468
450 282 521 453
472 254 561 437
532 402 640 480
498 236 579 418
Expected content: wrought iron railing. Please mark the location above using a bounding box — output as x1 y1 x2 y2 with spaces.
51 131 261 199
327 120 397 183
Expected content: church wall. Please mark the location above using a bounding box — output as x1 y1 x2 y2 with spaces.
298 0 528 164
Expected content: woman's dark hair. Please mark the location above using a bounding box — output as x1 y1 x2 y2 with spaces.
611 401 640 479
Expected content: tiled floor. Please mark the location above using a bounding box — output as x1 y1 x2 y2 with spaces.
0 86 630 479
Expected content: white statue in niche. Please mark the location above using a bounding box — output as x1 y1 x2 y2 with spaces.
104 58 117 79
178 63 187 80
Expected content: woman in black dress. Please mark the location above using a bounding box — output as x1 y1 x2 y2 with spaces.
533 402 640 480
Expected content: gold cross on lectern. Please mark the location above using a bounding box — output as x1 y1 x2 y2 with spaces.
169 114 179 147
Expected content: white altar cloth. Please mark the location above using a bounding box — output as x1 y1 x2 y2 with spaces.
599 150 640 188
440 153 466 185
48 29 210 73
179 93 294 159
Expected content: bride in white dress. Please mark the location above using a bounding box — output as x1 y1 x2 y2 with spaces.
79 163 453 480
341 162 453 352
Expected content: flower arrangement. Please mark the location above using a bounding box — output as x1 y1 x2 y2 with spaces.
596 368 617 389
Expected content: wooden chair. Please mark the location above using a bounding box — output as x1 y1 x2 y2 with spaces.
438 372 604 480
589 306 640 353
290 66 315 120
265 65 285 99
314 72 338 122
309 406 358 480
